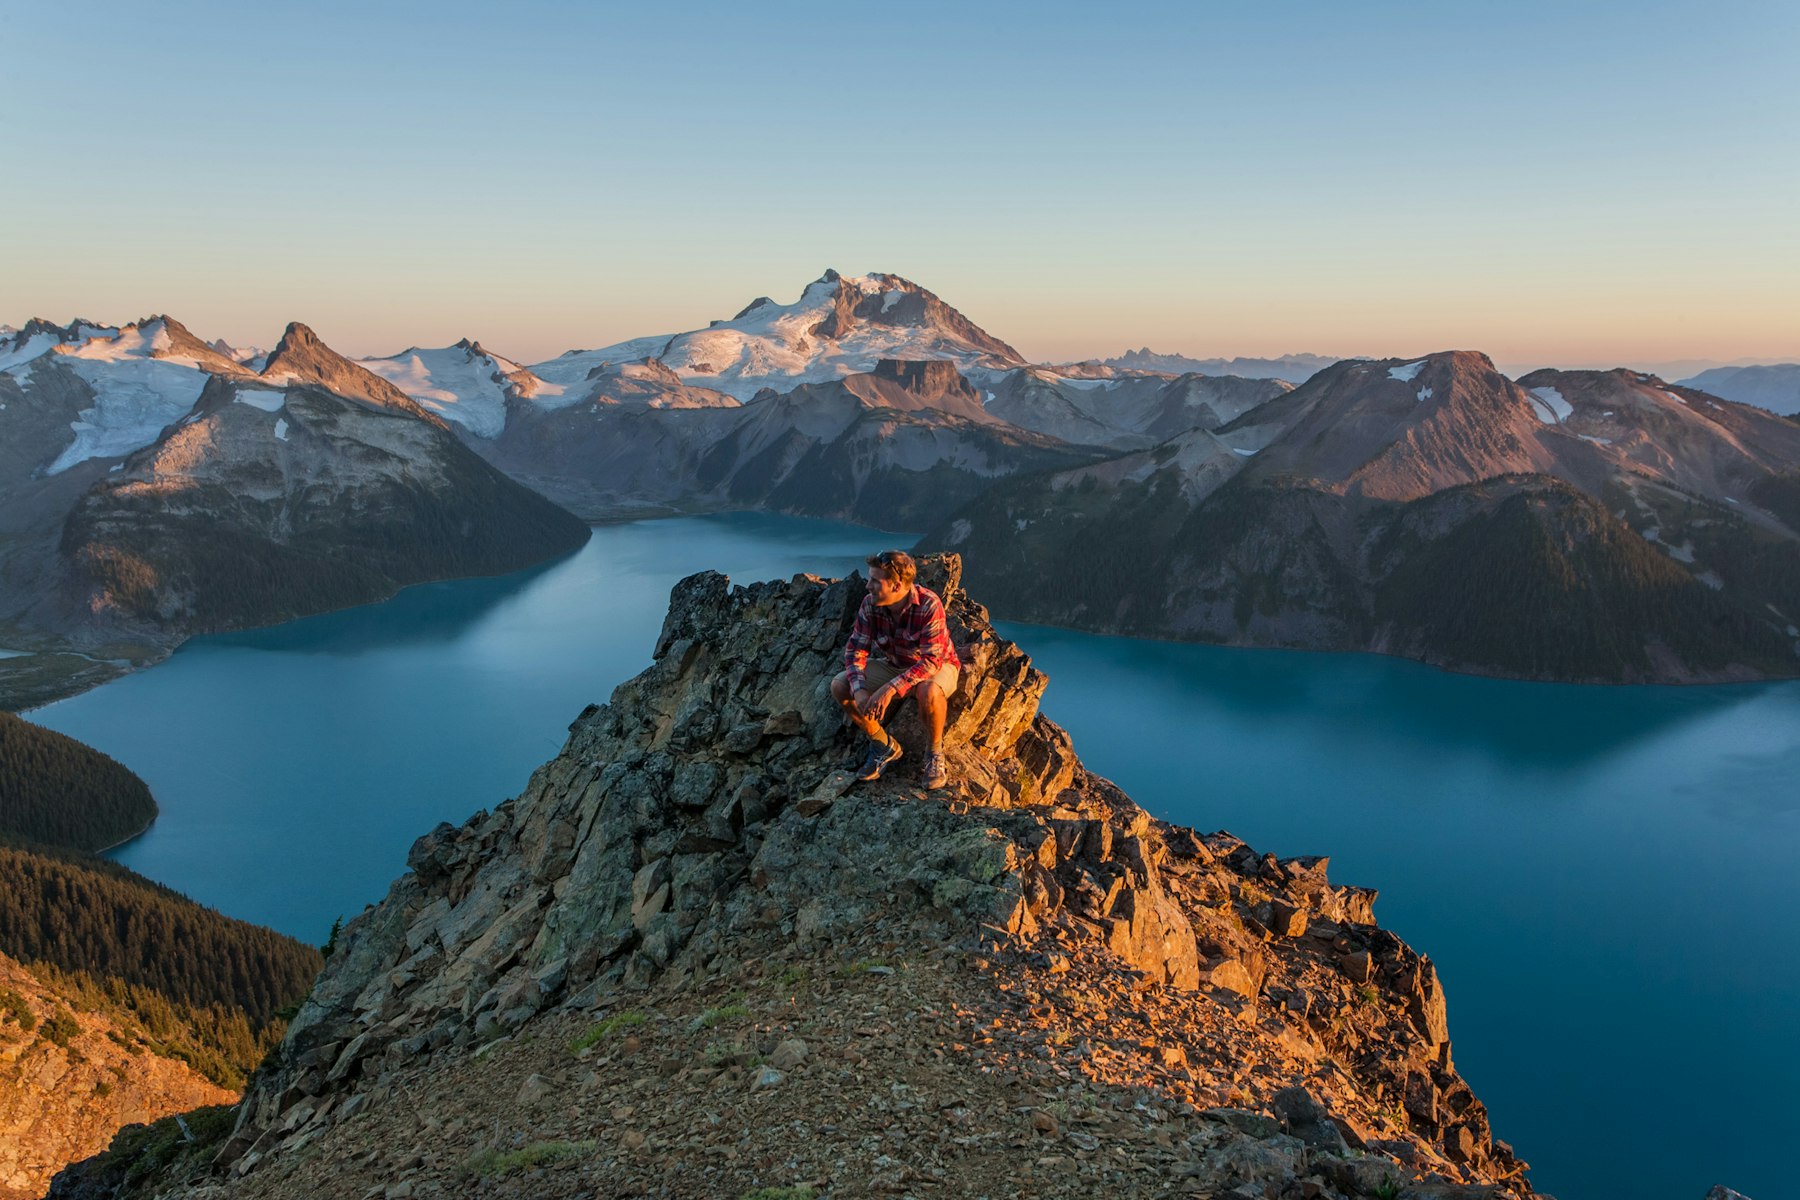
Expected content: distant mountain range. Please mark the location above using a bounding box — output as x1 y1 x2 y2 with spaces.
1096 348 1340 384
1677 363 1800 415
923 352 1800 682
4 274 1798 696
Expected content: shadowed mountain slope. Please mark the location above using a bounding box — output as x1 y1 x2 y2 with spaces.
481 358 1096 526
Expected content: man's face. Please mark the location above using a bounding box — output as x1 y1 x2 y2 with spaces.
868 566 908 608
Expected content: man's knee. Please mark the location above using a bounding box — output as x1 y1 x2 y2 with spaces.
914 680 948 711
829 672 852 702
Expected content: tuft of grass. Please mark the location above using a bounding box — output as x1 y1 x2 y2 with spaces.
774 966 810 988
463 1140 597 1177
568 1010 646 1054
694 1002 749 1030
1372 1179 1401 1200
1356 984 1381 1006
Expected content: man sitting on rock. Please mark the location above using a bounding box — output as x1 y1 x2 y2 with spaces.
831 549 961 789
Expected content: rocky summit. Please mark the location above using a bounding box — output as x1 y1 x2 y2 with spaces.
61 557 1537 1200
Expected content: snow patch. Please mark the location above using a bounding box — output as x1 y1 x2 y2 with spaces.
1664 541 1695 563
274 417 289 441
1232 447 1257 457
1416 386 1433 403
1014 518 1030 531
0 332 61 374
1529 387 1572 423
1579 435 1614 445
358 344 514 437
4 362 32 387
0 648 31 659
235 387 286 412
881 290 904 313
1697 570 1724 590
944 518 972 545
1389 360 1426 382
535 273 1006 401
64 320 201 368
1661 389 1689 406
48 356 208 474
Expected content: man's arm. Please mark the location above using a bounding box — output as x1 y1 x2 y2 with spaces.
844 596 874 693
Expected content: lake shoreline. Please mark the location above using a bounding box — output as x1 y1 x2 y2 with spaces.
14 506 1790 719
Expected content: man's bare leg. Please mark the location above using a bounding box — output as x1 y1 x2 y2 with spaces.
915 682 947 754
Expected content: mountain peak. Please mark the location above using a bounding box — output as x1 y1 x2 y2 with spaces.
263 323 442 424
545 270 1025 402
271 321 323 353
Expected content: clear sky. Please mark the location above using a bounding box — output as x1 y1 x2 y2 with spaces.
2 0 1795 374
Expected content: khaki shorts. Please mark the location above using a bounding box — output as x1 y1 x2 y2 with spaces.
843 657 960 698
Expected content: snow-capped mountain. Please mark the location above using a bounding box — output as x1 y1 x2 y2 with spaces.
531 269 1024 402
57 371 587 639
357 341 740 437
357 339 549 438
0 316 252 476
0 318 588 703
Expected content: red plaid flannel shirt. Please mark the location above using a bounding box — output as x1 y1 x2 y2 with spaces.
844 584 961 695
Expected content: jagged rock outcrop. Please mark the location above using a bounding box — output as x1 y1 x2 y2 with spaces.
139 555 1535 1199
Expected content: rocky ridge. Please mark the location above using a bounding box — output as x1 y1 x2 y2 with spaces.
96 556 1537 1199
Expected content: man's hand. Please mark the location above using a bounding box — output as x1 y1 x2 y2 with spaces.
855 686 893 721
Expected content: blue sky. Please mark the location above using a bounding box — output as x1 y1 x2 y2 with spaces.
2 0 1795 371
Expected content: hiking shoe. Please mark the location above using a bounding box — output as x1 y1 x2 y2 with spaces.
923 752 949 790
855 738 902 782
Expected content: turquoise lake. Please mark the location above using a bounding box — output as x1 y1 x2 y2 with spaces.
31 513 1800 1200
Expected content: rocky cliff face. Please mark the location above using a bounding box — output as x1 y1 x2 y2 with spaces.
0 952 233 1200
99 556 1535 1199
